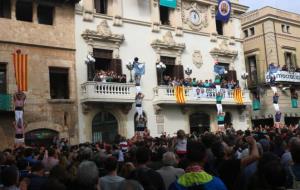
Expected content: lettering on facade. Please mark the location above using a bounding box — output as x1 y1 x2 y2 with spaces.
265 71 300 83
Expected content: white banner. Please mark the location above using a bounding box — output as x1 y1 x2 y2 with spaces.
265 71 300 83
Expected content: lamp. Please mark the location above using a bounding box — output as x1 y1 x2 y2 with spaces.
241 72 249 89
85 53 96 81
185 65 192 77
156 62 166 85
126 61 134 83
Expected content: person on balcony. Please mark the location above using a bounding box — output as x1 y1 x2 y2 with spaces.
135 93 144 118
13 90 26 128
203 80 210 88
216 92 223 114
281 64 288 71
273 93 280 112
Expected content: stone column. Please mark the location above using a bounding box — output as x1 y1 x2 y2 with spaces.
11 0 16 20
263 20 279 66
174 0 183 36
151 0 160 32
112 0 123 26
83 0 94 21
32 1 38 23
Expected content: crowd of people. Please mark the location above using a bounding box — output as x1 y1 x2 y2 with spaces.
162 75 239 90
93 70 127 83
1 124 300 190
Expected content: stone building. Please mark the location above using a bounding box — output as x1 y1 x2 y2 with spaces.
0 0 79 148
241 7 300 127
75 0 251 143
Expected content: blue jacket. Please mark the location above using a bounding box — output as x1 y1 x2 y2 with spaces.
169 170 227 190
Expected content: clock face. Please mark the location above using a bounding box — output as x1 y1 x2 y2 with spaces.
190 10 201 25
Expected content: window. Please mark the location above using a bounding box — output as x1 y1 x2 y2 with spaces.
216 20 223 35
285 52 293 67
250 27 255 36
0 0 11 18
37 5 54 25
282 24 291 33
49 67 69 99
158 56 183 85
247 56 258 85
94 0 107 14
159 6 170 25
16 0 33 22
0 64 7 93
243 30 248 38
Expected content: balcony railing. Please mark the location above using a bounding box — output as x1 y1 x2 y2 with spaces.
81 82 136 103
153 86 251 105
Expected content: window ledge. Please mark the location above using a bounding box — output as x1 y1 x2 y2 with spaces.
47 99 75 104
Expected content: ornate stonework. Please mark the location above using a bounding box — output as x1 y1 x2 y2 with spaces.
151 31 185 64
82 20 124 58
210 40 238 63
182 2 209 31
192 50 203 68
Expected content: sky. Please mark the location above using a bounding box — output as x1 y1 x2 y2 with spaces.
239 0 300 14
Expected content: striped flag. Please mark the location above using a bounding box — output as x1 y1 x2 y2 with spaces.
233 88 243 104
175 86 185 104
12 50 28 91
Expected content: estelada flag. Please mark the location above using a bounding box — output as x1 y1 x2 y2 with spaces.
12 50 28 91
233 88 243 105
175 86 186 104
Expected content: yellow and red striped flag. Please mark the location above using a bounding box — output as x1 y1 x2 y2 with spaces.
175 86 186 104
12 50 28 91
233 88 243 105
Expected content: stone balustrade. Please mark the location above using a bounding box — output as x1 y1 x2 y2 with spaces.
153 86 251 105
80 82 136 103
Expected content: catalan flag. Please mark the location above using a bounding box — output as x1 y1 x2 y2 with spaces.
175 86 185 104
233 88 243 105
12 50 28 91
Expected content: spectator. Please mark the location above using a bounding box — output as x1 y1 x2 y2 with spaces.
170 141 227 190
42 148 59 171
27 162 47 190
288 138 300 188
1 165 20 190
100 157 124 190
75 161 100 190
156 152 184 189
128 146 165 190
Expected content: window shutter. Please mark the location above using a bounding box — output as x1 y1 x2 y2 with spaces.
87 62 95 81
293 53 297 68
173 65 184 79
94 0 101 13
110 59 122 75
228 70 237 82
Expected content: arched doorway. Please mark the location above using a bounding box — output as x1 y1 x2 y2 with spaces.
25 129 59 147
189 113 210 135
92 112 118 143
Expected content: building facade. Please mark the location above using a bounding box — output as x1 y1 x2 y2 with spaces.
76 0 251 143
0 0 79 148
242 7 300 127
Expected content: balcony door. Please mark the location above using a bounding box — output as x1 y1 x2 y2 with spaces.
92 111 118 143
189 112 210 135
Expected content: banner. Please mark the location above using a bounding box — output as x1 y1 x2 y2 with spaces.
175 86 185 104
233 88 243 105
265 71 300 83
160 0 177 8
13 50 28 91
216 0 231 22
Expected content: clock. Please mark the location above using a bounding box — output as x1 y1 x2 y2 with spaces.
189 10 201 25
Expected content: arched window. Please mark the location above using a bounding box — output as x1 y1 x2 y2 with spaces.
25 129 58 147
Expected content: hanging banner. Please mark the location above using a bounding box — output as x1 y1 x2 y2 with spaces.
12 50 28 91
265 71 300 83
216 0 231 22
160 0 177 9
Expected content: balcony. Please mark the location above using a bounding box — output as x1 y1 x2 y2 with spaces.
80 82 136 103
153 86 251 105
